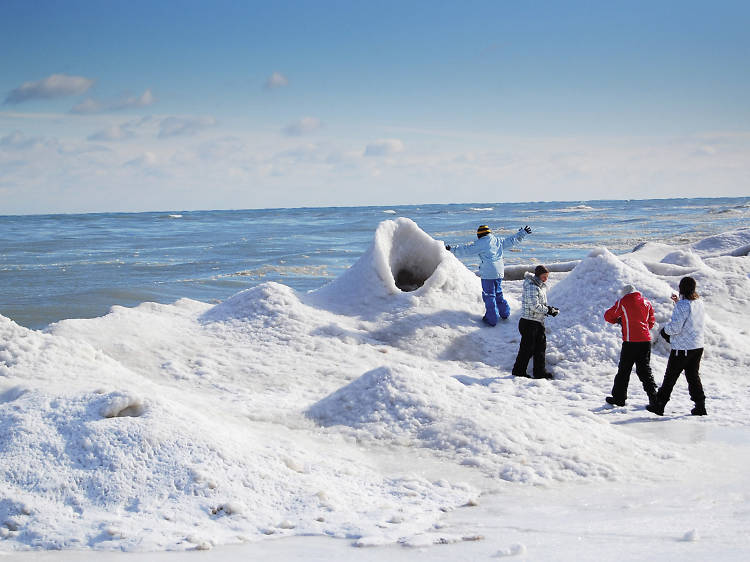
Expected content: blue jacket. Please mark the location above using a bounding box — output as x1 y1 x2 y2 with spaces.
451 229 528 279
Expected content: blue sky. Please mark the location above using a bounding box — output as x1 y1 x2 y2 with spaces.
1 0 748 214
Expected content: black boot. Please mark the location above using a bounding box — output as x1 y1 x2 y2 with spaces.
646 398 665 416
691 402 707 416
606 396 625 407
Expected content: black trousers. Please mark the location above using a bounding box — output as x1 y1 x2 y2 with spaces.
512 318 546 377
656 348 705 405
611 341 657 402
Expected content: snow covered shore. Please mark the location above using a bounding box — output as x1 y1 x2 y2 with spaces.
1 218 749 558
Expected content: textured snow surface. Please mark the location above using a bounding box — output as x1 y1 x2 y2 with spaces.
1 218 749 555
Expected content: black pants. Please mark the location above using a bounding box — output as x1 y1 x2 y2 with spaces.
512 318 546 377
611 341 657 402
656 348 705 405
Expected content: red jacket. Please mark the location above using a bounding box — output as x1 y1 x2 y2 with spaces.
604 291 655 342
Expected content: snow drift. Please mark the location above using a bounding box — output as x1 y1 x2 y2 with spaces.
2 220 750 553
307 364 672 483
0 316 473 550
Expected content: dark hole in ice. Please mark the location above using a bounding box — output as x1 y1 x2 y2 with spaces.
106 404 145 418
395 268 427 292
117 405 143 417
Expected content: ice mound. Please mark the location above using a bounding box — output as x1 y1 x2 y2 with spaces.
306 217 481 317
201 281 303 324
504 260 580 281
690 227 750 256
0 385 472 549
631 228 750 261
0 314 142 390
660 249 704 268
546 248 675 366
643 258 707 278
308 365 442 434
0 315 474 550
307 365 670 484
374 217 446 293
629 240 677 262
621 230 750 351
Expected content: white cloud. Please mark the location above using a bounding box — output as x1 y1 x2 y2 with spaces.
272 143 330 164
193 136 249 161
282 117 323 136
85 115 213 142
1 130 34 149
113 89 156 110
4 74 95 104
0 130 57 151
72 89 156 114
158 116 217 138
87 124 134 142
0 111 67 120
131 115 156 128
693 145 717 156
2 127 749 214
364 138 404 157
71 98 105 114
125 151 158 167
264 72 289 90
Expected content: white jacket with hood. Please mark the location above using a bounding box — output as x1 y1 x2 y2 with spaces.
664 297 705 351
521 272 549 323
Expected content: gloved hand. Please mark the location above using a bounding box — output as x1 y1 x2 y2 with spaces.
659 327 671 343
523 225 532 234
615 318 622 325
547 306 559 317
445 244 451 251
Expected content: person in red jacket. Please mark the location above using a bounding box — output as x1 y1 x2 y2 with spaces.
603 284 657 407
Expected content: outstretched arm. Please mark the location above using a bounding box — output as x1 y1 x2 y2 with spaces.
451 241 477 257
501 226 531 249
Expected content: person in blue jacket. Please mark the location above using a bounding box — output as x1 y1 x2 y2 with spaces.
446 224 532 326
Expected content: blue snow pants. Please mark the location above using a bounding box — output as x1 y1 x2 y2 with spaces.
481 278 510 326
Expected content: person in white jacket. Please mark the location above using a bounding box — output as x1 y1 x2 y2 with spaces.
511 265 559 379
647 276 707 416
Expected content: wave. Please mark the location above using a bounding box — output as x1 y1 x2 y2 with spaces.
708 204 750 215
555 204 596 212
226 264 333 278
